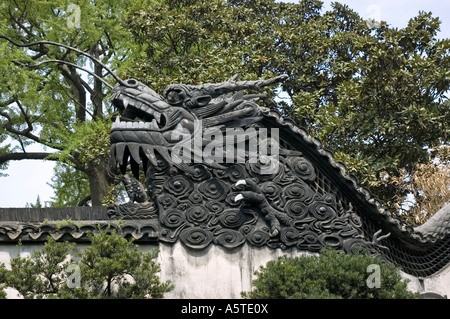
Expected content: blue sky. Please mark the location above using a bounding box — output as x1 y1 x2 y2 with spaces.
1 0 449 207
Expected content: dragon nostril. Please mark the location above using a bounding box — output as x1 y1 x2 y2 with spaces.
126 79 138 87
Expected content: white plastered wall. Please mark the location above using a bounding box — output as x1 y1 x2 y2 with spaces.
1 242 449 299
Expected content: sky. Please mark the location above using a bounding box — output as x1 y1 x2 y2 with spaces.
0 0 449 208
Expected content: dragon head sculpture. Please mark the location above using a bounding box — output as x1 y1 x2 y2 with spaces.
109 74 288 178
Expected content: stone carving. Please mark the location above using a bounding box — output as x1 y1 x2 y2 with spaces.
107 174 157 220
108 74 382 254
141 152 378 253
0 219 159 243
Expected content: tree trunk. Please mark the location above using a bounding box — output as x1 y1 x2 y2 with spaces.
87 161 113 206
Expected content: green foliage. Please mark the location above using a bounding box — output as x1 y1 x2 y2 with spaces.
0 227 173 299
47 119 112 167
1 238 75 299
60 227 174 299
47 163 91 207
45 119 111 206
0 0 151 205
25 195 46 208
101 177 128 206
123 0 284 103
0 263 8 299
241 249 419 299
1 0 448 216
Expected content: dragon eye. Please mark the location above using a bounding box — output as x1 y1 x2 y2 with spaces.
167 90 183 104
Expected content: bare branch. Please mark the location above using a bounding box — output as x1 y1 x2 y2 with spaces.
103 30 115 54
0 35 127 86
8 9 34 38
0 151 86 173
56 64 87 122
12 59 114 89
0 108 63 151
58 84 95 119
0 98 16 109
77 194 92 206
15 100 33 133
0 152 54 163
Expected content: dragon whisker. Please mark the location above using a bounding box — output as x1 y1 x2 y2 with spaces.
0 35 128 87
13 59 114 89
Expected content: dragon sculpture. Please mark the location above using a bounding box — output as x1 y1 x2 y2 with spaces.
107 74 450 278
1 36 449 278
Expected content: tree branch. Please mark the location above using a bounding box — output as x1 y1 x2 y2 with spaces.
90 43 105 118
57 64 87 122
0 109 60 150
0 152 86 173
0 152 55 163
77 194 92 206
15 99 33 133
0 97 16 109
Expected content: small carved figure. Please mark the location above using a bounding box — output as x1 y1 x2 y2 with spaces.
122 174 150 205
234 179 292 237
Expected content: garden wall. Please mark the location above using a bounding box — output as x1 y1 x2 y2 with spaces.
1 241 448 299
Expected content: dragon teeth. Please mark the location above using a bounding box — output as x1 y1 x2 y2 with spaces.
116 96 162 124
154 111 161 123
149 119 158 129
144 107 161 123
112 119 159 130
135 101 144 110
112 117 120 129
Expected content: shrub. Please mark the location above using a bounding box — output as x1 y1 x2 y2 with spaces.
241 249 418 299
0 226 173 299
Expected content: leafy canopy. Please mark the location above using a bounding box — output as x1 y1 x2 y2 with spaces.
123 0 449 216
0 0 151 206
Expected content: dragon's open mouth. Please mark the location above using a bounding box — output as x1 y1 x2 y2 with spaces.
111 90 167 131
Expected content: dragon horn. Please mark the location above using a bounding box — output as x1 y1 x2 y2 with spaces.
232 74 288 90
200 74 289 98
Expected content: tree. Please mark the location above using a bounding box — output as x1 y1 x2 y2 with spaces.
60 227 174 299
0 263 8 299
241 248 418 299
0 237 75 298
123 0 449 218
309 10 450 210
0 0 150 206
0 226 173 299
387 144 450 226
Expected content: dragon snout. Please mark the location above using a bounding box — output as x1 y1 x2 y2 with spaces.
110 79 171 131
